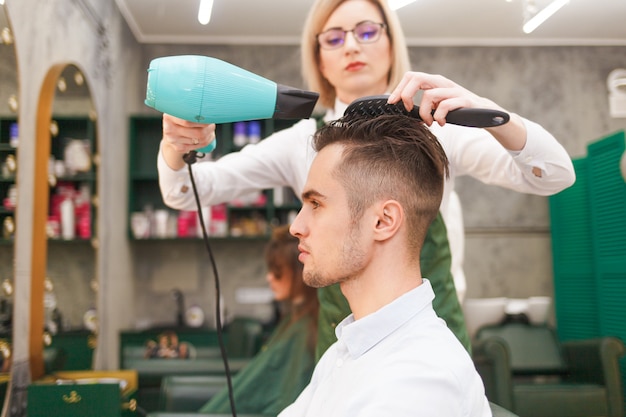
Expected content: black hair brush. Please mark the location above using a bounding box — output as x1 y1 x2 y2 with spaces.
344 95 510 128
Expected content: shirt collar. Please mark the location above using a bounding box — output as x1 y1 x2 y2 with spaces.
335 279 435 359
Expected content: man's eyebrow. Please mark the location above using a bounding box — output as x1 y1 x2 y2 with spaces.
301 189 325 202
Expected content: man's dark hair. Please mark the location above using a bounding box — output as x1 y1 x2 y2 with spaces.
313 114 449 252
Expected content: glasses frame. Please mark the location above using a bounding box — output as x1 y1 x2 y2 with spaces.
316 20 388 51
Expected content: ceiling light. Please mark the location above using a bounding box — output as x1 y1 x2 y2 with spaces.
198 0 213 25
388 0 417 11
523 0 569 34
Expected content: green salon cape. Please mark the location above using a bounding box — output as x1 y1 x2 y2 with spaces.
315 212 470 360
199 313 316 415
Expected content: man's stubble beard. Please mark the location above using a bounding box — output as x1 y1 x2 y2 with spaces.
303 223 367 288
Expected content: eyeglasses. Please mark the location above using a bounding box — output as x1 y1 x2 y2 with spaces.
316 21 387 50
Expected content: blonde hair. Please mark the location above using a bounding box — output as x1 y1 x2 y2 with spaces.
301 0 411 109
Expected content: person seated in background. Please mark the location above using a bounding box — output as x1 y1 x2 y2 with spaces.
199 224 319 415
279 113 490 416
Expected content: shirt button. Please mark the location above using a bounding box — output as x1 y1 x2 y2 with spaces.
331 322 337 328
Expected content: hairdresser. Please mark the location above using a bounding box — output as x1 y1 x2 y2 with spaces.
157 0 575 357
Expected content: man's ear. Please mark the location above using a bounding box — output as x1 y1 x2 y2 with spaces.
374 200 403 242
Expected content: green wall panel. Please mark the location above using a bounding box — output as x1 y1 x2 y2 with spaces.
552 131 626 411
549 157 599 340
586 131 626 409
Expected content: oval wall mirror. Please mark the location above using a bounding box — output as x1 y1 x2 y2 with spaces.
0 1 19 391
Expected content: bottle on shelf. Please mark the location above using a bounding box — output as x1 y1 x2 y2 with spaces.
60 197 75 240
247 120 261 144
9 123 18 148
233 121 248 148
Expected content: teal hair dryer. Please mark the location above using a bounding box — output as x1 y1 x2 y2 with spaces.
144 55 319 153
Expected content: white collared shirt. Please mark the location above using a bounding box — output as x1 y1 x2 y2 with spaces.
278 279 492 417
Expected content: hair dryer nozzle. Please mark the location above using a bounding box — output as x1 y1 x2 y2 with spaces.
145 55 320 125
274 85 319 119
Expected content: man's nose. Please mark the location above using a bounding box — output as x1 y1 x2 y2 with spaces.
289 210 305 237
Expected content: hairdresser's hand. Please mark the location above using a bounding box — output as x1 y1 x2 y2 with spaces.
387 71 526 151
161 114 216 170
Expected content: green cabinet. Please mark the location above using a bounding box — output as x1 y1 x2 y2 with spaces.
118 322 265 413
127 116 300 240
48 330 97 371
120 327 223 412
28 383 122 417
27 370 138 417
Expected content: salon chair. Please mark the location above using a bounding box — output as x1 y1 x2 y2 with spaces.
160 375 227 411
224 317 264 358
473 321 625 417
490 401 519 417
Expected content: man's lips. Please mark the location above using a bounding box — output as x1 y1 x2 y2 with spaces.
346 61 365 71
297 245 310 263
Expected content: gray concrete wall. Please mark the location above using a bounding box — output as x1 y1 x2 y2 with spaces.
5 0 138 372
2 0 626 372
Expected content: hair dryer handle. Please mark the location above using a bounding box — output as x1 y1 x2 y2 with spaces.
195 141 217 154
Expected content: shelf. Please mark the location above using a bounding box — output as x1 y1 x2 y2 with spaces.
0 144 16 152
53 173 96 182
127 116 301 241
0 116 98 242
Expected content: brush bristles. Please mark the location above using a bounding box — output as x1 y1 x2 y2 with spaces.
344 98 420 119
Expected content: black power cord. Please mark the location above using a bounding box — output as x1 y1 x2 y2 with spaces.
182 150 238 417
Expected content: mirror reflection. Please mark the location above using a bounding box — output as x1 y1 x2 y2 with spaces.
0 6 18 415
44 63 99 372
0 2 18 379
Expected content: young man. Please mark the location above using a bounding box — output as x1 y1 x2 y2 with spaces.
280 113 491 416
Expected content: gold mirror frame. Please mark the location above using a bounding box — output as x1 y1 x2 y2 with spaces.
31 63 97 380
30 65 65 379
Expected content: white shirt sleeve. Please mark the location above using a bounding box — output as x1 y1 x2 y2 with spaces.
434 116 575 196
157 118 317 211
